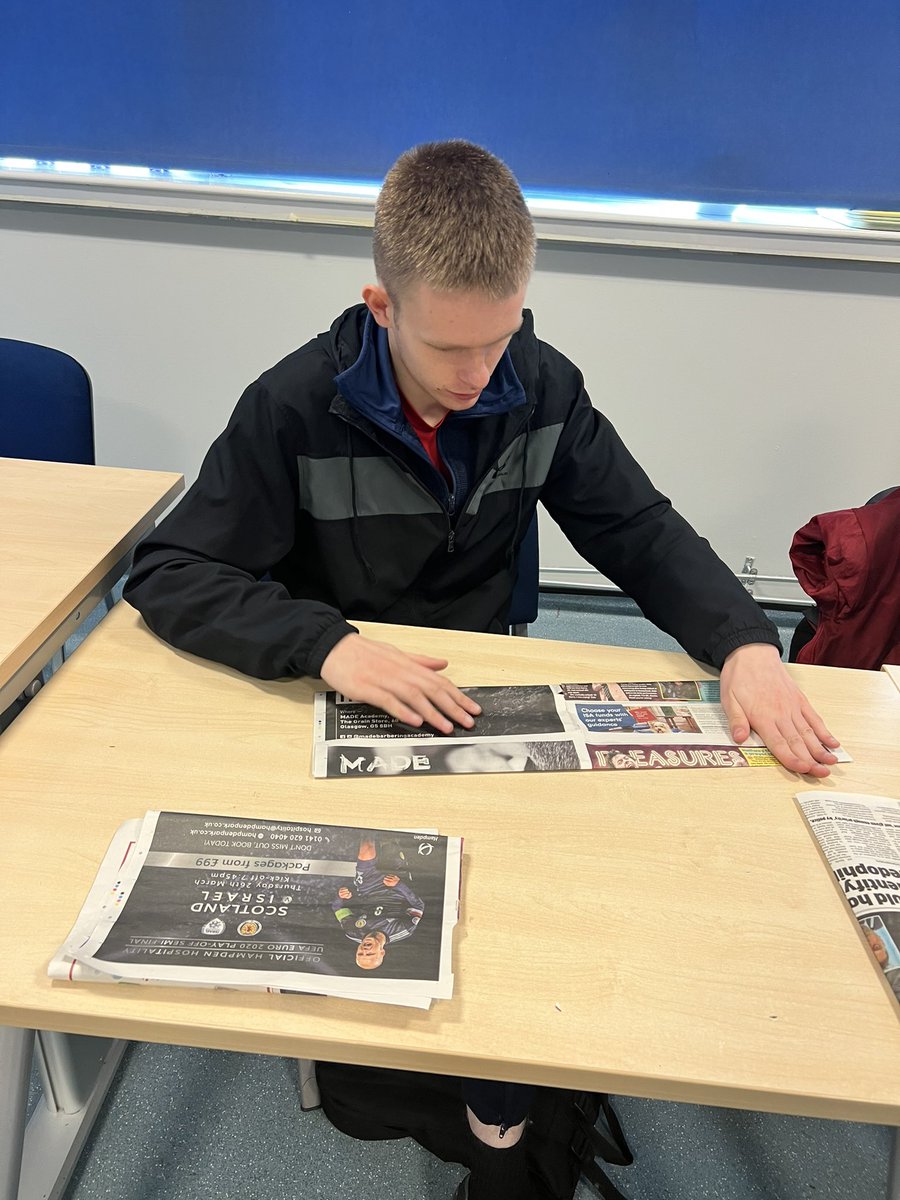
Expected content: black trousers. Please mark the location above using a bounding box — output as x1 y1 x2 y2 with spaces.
462 1078 535 1128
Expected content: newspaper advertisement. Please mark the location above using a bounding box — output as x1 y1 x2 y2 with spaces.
796 791 900 1008
313 680 850 778
51 812 461 1008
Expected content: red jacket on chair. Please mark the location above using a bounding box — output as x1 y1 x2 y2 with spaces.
790 489 900 669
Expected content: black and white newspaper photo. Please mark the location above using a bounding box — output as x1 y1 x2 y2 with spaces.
796 791 900 1008
51 812 461 1008
313 681 850 778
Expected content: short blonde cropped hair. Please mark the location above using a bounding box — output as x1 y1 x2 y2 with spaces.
373 140 536 301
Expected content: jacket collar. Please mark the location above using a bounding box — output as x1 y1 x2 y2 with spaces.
333 309 528 432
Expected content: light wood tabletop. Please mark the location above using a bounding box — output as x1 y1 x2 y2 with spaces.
1 603 898 1124
883 664 900 694
0 457 183 702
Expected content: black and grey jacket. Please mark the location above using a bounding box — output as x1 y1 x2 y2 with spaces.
124 304 780 679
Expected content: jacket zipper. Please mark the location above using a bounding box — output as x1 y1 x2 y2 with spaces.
336 403 457 554
336 400 533 559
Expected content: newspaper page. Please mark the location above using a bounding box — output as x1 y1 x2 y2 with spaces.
51 812 461 1009
313 680 851 778
796 791 900 1009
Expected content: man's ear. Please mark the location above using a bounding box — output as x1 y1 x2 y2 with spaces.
362 283 393 329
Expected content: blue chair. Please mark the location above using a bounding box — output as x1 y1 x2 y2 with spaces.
509 514 539 636
0 339 98 731
0 338 95 464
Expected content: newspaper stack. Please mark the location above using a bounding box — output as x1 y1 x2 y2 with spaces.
51 811 461 1010
796 791 900 1009
313 680 851 778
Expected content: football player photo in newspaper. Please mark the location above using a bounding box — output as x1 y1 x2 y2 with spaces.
332 836 425 971
86 813 450 984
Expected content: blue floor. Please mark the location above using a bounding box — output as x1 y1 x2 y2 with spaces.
19 589 892 1199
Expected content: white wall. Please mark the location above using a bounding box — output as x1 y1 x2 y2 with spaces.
2 204 898 603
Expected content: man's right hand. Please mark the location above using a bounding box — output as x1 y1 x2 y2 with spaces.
319 633 481 735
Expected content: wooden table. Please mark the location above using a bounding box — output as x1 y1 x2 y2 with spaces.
3 603 899 1110
0 458 183 711
0 458 182 1200
2 606 899 1196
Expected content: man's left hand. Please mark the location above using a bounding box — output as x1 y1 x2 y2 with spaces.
720 643 841 777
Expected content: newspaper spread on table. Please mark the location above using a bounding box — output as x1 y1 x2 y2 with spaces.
313 679 851 778
51 812 461 1009
796 791 900 1009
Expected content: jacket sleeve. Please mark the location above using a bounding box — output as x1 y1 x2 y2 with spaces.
538 353 781 670
124 382 356 679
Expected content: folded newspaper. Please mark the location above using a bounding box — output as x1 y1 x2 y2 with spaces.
796 791 900 1009
313 680 851 778
51 812 461 1010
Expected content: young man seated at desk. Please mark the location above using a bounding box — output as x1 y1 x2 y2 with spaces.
125 139 840 1200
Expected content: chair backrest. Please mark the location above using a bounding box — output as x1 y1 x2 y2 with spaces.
0 338 95 464
867 486 898 506
789 485 900 668
508 513 540 630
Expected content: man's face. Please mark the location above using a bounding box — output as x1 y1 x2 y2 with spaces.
443 743 531 773
610 753 637 769
865 926 888 967
364 282 526 425
356 933 386 970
